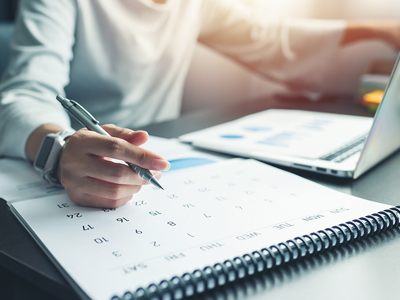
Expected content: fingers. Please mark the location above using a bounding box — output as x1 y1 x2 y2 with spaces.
57 125 167 209
68 193 134 209
62 170 163 208
67 176 142 200
63 154 141 185
102 124 149 146
62 156 162 187
69 129 170 171
64 172 163 208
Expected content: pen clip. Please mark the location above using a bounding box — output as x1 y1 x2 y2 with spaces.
70 100 99 125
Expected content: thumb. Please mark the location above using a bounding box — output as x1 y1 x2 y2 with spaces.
101 124 149 146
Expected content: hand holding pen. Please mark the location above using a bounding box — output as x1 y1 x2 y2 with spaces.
55 95 170 208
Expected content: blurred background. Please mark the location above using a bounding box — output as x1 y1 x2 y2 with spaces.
1 0 399 114
182 0 400 113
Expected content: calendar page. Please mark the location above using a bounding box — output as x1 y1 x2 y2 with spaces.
9 159 391 300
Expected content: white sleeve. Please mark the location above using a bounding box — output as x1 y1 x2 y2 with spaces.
0 0 77 160
199 0 346 92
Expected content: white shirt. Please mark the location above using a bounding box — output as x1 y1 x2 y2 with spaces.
0 0 345 160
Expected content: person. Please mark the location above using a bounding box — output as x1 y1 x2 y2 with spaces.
0 0 399 208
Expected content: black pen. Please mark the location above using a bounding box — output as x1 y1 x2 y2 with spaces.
56 94 164 190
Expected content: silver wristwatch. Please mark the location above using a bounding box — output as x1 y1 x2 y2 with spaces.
34 131 74 185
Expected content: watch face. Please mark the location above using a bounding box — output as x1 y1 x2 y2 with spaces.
35 137 55 169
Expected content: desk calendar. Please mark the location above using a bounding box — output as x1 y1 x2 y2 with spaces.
6 158 400 300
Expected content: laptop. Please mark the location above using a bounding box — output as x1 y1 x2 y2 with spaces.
179 54 400 179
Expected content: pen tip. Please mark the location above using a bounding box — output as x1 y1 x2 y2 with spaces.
151 178 164 190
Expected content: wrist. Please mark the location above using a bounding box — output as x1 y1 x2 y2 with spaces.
342 20 399 47
34 131 74 185
26 124 66 162
341 21 373 45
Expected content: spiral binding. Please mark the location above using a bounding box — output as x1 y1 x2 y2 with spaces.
111 206 400 300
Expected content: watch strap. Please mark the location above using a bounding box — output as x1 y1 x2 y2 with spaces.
34 131 74 186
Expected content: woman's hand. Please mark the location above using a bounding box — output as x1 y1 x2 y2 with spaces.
56 124 170 208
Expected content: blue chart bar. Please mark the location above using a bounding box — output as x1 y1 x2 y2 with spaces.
242 126 271 132
167 158 216 171
220 134 243 139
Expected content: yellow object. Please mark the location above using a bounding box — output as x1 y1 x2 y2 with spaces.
362 90 384 106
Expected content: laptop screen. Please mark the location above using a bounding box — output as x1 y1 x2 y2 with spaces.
354 53 400 178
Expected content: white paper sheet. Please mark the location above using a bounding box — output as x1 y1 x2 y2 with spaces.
0 158 65 201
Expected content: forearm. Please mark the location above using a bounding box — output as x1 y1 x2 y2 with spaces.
25 124 65 162
0 0 77 160
200 0 346 91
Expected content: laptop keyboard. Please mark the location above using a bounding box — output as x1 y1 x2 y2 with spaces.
320 135 367 163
